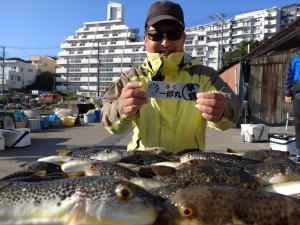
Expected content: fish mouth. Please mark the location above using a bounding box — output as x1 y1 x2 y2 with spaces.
98 206 159 225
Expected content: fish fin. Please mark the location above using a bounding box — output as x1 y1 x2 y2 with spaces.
0 180 13 190
232 214 247 225
66 201 87 225
152 166 176 176
56 161 68 166
57 148 71 156
67 171 86 178
226 148 244 156
19 162 29 170
33 170 47 177
268 175 291 184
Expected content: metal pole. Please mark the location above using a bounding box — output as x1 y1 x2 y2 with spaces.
97 41 100 98
210 13 226 70
1 46 5 98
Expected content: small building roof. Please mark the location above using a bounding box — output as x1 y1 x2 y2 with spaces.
6 57 31 63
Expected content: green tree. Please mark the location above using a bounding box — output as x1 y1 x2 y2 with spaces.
25 71 56 91
224 40 260 65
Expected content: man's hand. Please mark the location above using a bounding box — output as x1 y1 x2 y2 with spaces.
195 92 226 122
120 81 149 118
285 96 293 104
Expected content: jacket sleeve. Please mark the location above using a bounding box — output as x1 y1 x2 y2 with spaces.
101 68 140 134
203 67 241 130
283 58 294 97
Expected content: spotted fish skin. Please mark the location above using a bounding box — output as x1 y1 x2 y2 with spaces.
120 151 170 166
0 176 163 225
151 184 185 199
244 158 300 185
179 152 260 167
242 149 290 161
159 185 300 225
153 164 260 190
85 160 138 179
22 161 63 174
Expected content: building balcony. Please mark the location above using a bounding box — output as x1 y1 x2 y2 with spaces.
113 57 131 63
58 51 73 57
56 59 67 65
80 68 98 73
56 68 67 74
55 76 67 82
66 36 75 41
81 58 98 64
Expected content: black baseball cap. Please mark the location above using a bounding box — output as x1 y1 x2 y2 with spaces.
145 1 185 30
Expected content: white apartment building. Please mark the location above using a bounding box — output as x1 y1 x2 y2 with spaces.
56 2 298 96
281 4 300 29
1 58 36 90
188 7 281 52
56 2 219 96
56 2 143 96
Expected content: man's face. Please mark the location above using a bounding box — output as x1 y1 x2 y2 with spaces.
144 21 186 56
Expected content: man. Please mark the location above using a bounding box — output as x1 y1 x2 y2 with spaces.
283 48 300 161
101 1 240 153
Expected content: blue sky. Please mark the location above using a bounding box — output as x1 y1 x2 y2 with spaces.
0 0 296 59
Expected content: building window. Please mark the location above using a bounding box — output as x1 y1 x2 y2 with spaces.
111 41 116 45
105 26 111 29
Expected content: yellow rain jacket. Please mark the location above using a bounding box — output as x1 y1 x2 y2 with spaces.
101 53 240 153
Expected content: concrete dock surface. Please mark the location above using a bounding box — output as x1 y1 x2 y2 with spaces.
0 122 295 178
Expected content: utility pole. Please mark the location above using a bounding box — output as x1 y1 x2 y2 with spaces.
97 41 100 98
1 46 5 98
210 13 226 70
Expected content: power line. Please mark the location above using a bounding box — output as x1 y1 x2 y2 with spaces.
5 46 60 50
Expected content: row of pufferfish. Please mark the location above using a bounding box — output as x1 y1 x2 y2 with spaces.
0 147 300 225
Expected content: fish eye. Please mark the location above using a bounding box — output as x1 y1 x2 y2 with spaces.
187 154 192 159
179 206 194 218
90 165 97 171
188 159 198 166
105 149 112 153
115 184 133 201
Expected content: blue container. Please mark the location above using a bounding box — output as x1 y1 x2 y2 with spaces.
40 116 50 129
94 110 101 122
83 113 95 123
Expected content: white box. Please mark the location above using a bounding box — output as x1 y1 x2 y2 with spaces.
1 128 31 148
269 133 296 155
241 124 269 142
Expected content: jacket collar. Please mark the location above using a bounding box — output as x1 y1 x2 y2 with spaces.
142 52 201 78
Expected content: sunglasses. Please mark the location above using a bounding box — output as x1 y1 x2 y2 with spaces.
147 29 183 42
